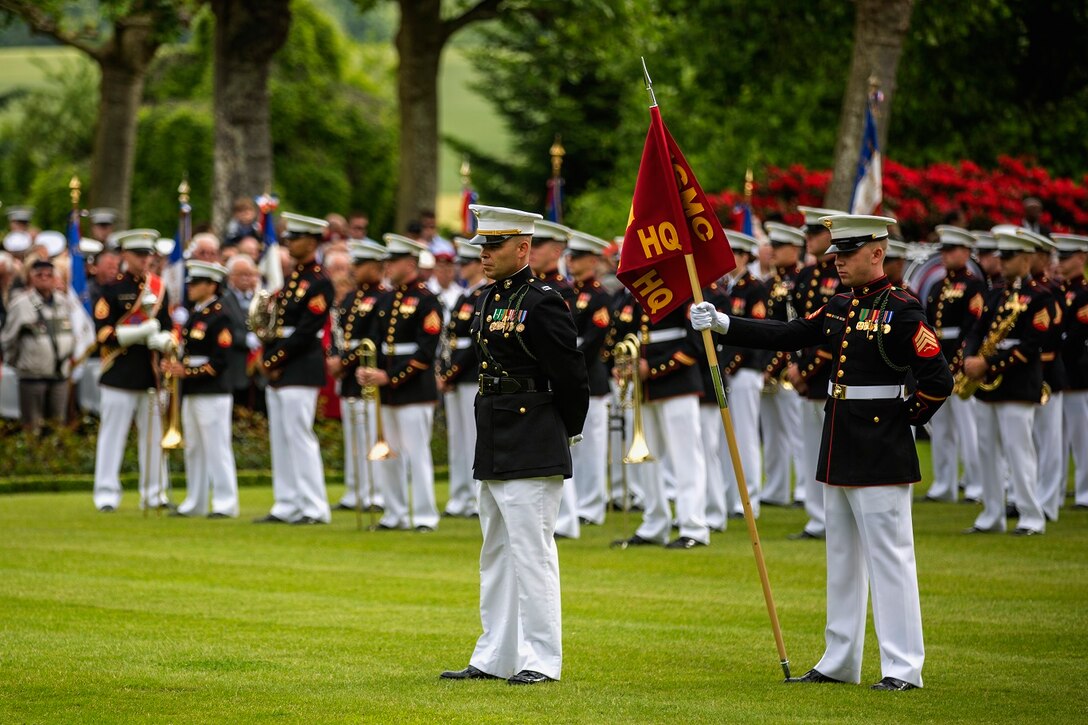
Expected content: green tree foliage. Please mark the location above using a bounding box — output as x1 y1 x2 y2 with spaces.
0 0 397 234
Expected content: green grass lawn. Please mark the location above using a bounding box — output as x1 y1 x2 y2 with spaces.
1 444 1086 723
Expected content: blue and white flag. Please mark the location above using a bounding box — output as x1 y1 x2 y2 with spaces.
164 201 189 307
67 208 90 314
256 193 284 293
850 102 882 215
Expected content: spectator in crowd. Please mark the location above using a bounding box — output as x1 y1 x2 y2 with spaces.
88 208 118 248
223 255 265 413
188 233 221 263
347 211 376 243
323 249 353 304
226 255 259 307
325 213 348 243
224 197 260 247
234 235 260 262
6 206 33 235
420 208 455 257
0 260 78 433
1021 197 1051 237
87 249 120 306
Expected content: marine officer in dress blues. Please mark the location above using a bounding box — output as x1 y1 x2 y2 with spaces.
529 220 575 302
254 212 335 525
1053 233 1088 510
693 214 954 691
158 260 239 518
92 229 173 512
357 233 443 531
328 239 389 513
759 221 806 507
437 238 489 518
440 204 588 685
922 226 986 503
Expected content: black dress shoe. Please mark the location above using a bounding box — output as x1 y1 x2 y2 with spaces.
334 502 357 511
1010 527 1041 536
610 534 659 549
207 512 231 519
962 525 1000 534
377 523 399 531
871 676 918 691
788 530 824 540
98 505 116 513
439 665 500 680
252 513 288 524
415 525 435 533
1074 504 1088 510
292 516 326 525
507 670 554 685
785 668 844 684
578 517 598 526
960 497 981 504
728 512 745 519
665 536 707 549
1006 504 1019 518
554 532 571 540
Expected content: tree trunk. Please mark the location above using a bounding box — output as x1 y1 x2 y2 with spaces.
825 0 914 211
395 0 444 233
211 0 292 235
87 16 161 228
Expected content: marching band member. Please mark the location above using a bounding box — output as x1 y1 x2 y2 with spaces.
254 213 334 525
961 226 1053 536
359 234 443 531
328 239 389 513
922 226 985 503
1053 233 1088 510
759 221 806 507
92 229 172 512
437 238 488 518
719 231 769 520
529 220 574 301
697 277 730 531
564 230 613 526
787 206 848 540
160 260 239 518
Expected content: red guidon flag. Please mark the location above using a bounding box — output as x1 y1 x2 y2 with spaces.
618 106 736 322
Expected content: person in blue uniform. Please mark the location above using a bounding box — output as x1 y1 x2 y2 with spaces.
1053 233 1088 510
693 214 954 691
254 213 334 525
440 204 589 685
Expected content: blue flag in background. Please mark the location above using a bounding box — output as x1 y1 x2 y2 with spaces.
67 208 90 314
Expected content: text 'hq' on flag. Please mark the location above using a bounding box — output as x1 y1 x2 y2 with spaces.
618 106 735 323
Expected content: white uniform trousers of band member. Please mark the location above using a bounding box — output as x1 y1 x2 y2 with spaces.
760 384 804 505
554 478 581 539
266 386 331 523
927 395 982 502
93 385 169 510
337 397 383 510
636 395 708 544
375 402 440 530
470 476 564 680
723 369 762 519
1033 392 1064 521
177 394 238 517
700 402 728 530
443 382 479 516
572 394 608 524
974 402 1044 533
814 484 924 687
1064 391 1088 507
799 398 827 536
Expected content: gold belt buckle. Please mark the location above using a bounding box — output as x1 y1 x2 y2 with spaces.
832 384 846 400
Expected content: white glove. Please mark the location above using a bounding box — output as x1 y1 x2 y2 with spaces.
246 331 261 351
171 306 190 327
690 301 730 334
147 331 176 353
116 319 161 347
568 434 584 447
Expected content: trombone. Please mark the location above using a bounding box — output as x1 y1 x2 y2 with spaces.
612 333 653 464
358 338 394 461
161 344 184 450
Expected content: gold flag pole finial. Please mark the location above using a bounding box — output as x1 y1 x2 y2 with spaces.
460 156 471 187
69 175 81 207
549 135 565 178
744 167 754 202
178 176 190 204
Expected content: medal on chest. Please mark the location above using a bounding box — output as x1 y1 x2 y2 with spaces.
855 307 893 338
489 307 527 333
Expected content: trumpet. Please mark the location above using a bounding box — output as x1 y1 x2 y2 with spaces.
358 338 395 460
612 333 653 464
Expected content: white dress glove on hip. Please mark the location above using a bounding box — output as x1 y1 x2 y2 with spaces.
690 301 730 334
147 331 177 353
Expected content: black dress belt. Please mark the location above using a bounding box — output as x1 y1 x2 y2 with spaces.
478 375 545 395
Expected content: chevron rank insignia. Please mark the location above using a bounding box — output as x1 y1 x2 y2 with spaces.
94 297 109 320
1032 308 1050 331
912 322 940 358
423 310 442 335
308 295 327 314
218 329 233 348
1078 304 1088 324
968 293 984 318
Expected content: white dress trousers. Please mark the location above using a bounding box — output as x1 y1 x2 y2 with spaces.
571 394 608 524
974 401 1045 532
636 395 708 544
93 385 169 510
374 402 439 529
470 476 564 680
701 403 728 531
443 382 479 516
799 398 827 536
927 395 982 502
1064 391 1088 506
1033 391 1064 521
760 383 805 505
78 358 103 415
554 477 581 539
177 393 238 517
723 369 762 518
338 397 383 510
266 386 331 523
814 483 924 687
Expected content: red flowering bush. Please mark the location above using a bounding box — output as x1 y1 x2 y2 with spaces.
709 157 1088 241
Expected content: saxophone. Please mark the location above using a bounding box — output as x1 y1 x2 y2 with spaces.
952 289 1025 400
247 289 280 343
